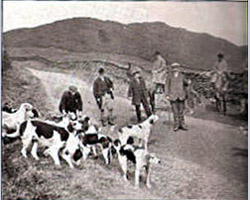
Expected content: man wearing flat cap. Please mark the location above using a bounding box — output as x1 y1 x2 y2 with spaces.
165 63 189 131
93 67 115 126
128 68 152 122
59 85 83 116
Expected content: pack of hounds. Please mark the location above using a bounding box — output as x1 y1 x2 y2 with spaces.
2 102 161 189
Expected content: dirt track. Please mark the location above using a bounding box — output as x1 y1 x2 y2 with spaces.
12 67 247 199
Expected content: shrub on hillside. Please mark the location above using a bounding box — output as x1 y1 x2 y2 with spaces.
3 49 12 71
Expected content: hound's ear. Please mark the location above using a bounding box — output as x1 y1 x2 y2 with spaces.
32 108 40 118
85 116 90 122
114 139 121 147
126 136 134 145
67 122 74 133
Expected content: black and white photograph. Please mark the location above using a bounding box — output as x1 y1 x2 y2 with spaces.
1 1 248 199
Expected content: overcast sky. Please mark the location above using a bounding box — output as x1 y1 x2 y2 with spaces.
3 1 247 46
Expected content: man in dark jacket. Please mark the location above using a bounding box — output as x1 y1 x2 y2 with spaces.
165 63 189 131
93 67 114 126
128 69 152 122
59 85 83 116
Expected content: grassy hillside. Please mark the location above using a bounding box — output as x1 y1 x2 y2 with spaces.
4 18 247 72
3 59 51 118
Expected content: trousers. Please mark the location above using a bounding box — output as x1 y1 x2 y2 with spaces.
135 98 152 122
99 94 114 125
170 99 185 127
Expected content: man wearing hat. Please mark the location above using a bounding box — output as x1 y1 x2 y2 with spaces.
59 85 83 116
213 53 228 74
165 63 189 131
128 68 152 122
93 67 114 126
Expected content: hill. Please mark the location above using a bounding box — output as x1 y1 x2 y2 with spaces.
3 17 247 72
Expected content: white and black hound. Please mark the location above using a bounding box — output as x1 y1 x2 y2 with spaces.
118 114 159 151
2 102 18 113
3 102 40 117
75 124 114 165
14 119 85 168
78 133 113 165
114 138 161 188
2 103 35 138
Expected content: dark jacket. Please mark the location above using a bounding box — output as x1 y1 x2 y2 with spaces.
165 72 188 101
93 76 114 110
93 76 113 98
59 91 83 113
128 77 149 105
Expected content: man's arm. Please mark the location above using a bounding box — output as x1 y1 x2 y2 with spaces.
93 80 103 110
183 75 190 87
165 73 171 98
93 80 100 99
105 77 114 90
59 91 68 114
105 77 114 99
213 61 218 72
76 92 83 111
128 81 133 98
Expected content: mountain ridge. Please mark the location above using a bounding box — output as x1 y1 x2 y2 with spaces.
4 17 247 71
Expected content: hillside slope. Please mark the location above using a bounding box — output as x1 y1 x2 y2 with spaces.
4 18 247 71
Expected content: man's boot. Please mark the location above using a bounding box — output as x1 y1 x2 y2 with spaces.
180 115 188 130
173 124 179 132
173 115 179 132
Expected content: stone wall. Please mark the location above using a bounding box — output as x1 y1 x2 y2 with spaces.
184 71 248 103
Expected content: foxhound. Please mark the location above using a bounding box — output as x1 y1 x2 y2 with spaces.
2 103 34 138
113 139 161 188
15 119 85 168
118 114 159 151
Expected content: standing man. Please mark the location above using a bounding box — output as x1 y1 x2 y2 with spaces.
149 51 169 113
212 53 229 114
93 67 115 126
213 53 228 74
152 51 168 94
128 68 152 122
165 63 189 131
59 85 83 117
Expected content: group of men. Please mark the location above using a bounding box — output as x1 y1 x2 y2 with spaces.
58 51 231 132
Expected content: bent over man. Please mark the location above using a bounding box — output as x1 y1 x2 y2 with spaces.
93 67 115 126
59 85 83 116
